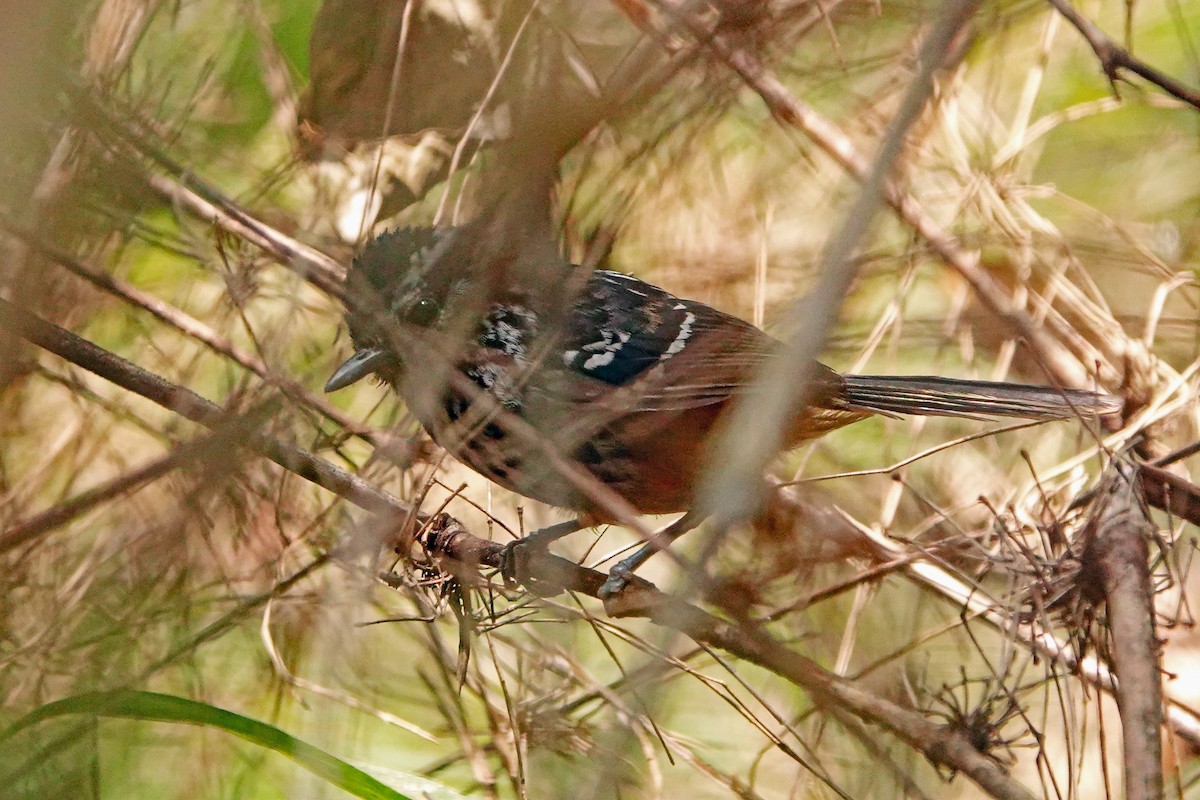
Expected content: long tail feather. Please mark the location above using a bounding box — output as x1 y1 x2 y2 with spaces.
839 375 1121 420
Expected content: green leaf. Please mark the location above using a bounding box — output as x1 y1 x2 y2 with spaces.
6 690 416 800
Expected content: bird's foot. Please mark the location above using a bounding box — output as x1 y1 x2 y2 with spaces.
497 538 560 597
598 563 633 600
497 538 526 588
497 519 585 595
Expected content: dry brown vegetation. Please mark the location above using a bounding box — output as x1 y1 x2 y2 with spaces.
2 1 1200 799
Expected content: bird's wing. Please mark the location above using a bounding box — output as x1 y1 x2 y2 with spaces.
531 270 807 413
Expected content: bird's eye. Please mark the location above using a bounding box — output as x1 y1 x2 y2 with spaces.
407 297 440 327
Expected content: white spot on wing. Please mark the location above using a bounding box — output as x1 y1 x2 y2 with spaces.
578 329 631 372
583 351 616 369
598 270 648 296
662 312 695 358
492 320 523 354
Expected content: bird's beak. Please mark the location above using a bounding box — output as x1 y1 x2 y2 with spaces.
324 347 394 392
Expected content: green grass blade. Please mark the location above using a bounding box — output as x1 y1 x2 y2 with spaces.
6 690 416 800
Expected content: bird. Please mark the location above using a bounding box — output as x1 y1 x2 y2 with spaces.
326 226 1120 593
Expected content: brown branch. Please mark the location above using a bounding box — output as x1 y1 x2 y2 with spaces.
4 290 1187 794
0 294 1034 798
1139 463 1200 528
1080 460 1163 800
422 516 1039 800
0 403 277 555
1 223 388 448
1067 460 1200 528
0 296 401 517
1047 0 1200 111
69 88 346 299
1152 440 1200 469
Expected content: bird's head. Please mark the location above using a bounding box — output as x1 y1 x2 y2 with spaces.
324 226 462 392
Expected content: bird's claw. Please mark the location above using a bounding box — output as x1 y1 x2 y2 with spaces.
497 539 529 589
497 538 562 597
598 563 632 600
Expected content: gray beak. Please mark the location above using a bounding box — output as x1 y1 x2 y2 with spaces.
324 347 393 392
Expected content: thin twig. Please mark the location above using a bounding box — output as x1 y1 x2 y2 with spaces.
0 297 402 517
0 403 276 555
70 88 346 297
1047 0 1200 110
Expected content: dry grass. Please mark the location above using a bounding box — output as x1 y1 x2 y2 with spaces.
2 1 1200 799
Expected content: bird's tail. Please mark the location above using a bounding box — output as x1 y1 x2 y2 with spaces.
839 374 1121 421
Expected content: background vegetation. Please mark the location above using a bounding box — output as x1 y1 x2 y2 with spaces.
2 1 1199 798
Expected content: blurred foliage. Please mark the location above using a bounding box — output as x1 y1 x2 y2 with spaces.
2 0 1199 799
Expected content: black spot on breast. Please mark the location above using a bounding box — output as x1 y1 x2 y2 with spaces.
483 422 505 440
503 456 522 469
576 440 604 465
491 466 510 480
444 395 468 421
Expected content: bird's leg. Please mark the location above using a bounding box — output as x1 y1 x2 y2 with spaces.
498 519 585 588
599 510 706 598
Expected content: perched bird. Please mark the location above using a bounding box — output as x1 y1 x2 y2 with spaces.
327 226 1119 591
